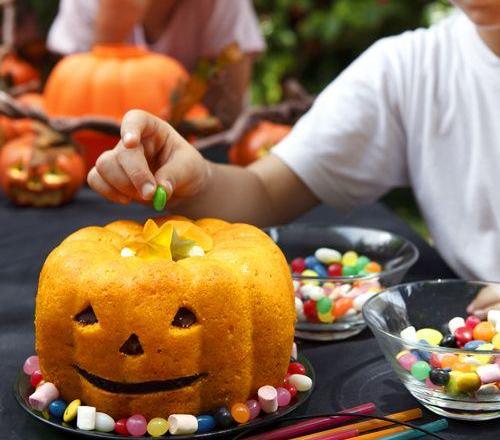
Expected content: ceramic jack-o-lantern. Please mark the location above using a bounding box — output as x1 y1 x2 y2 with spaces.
0 124 86 206
35 217 295 419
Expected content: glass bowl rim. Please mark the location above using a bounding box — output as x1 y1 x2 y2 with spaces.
362 278 500 355
265 223 420 282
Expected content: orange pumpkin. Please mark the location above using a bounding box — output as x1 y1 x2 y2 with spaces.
0 53 40 87
0 93 44 144
35 217 295 419
228 121 292 166
0 127 86 207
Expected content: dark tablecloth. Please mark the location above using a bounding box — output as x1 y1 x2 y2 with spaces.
1 188 499 439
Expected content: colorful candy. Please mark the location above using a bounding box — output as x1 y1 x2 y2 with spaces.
23 355 40 375
411 361 431 380
196 415 216 433
64 399 81 422
231 403 250 424
473 321 495 342
415 328 443 346
246 400 261 420
28 382 59 411
147 417 169 437
76 406 96 431
48 399 67 418
276 387 292 407
152 185 168 212
126 414 147 437
288 374 313 392
168 414 198 435
95 412 115 433
30 370 43 387
115 418 129 435
258 385 278 414
213 406 234 429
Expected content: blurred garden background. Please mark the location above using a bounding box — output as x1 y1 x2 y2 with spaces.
7 0 456 237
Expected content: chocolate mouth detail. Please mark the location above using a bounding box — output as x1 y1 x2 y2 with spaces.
75 365 207 394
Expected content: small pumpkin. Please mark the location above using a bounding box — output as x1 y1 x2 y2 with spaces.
0 125 86 207
0 93 44 145
0 53 40 88
35 217 295 419
228 121 292 166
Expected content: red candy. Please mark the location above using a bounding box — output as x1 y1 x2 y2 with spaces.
454 326 473 347
465 315 481 329
283 373 291 386
285 383 297 398
291 257 306 274
115 418 129 435
303 300 317 319
30 370 43 387
288 362 306 375
327 263 342 277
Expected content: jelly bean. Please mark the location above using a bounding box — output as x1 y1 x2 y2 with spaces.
492 333 500 349
258 385 278 414
415 340 432 362
77 406 96 431
30 370 43 387
318 310 334 323
126 414 147 437
365 261 382 273
95 412 115 433
115 418 129 435
453 362 475 373
415 328 443 346
312 264 328 277
342 265 357 277
63 399 81 422
342 251 358 267
477 383 500 395
300 285 324 301
328 263 342 277
441 354 459 370
429 368 450 386
355 255 370 272
459 354 482 367
400 326 417 343
353 291 378 311
276 387 292 407
301 269 319 285
23 355 40 375
152 185 168 212
474 343 495 364
147 417 169 437
197 415 216 433
465 315 481 329
291 257 306 273
332 297 353 318
305 256 319 269
448 317 465 334
463 340 485 350
168 414 198 435
476 364 500 384
447 371 481 394
288 362 306 375
49 400 67 418
315 248 342 264
246 400 261 420
288 374 313 392
316 297 332 314
303 300 318 320
454 326 473 346
397 351 418 371
295 297 305 321
473 321 495 342
231 403 251 424
429 353 444 368
411 361 431 381
213 406 234 428
285 383 298 398
28 382 59 412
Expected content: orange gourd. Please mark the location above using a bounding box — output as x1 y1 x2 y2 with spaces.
0 53 40 87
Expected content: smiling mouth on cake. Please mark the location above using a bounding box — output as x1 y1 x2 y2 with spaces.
74 366 207 394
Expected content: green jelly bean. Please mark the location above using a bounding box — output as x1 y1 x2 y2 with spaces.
355 256 370 271
411 360 431 381
342 265 357 276
316 297 332 314
153 185 168 212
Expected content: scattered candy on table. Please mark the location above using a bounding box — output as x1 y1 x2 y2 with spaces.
397 313 500 398
23 355 313 435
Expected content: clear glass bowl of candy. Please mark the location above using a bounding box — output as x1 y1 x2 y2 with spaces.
363 280 500 421
266 224 419 341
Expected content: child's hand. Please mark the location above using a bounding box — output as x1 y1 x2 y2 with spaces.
87 110 211 205
467 285 500 319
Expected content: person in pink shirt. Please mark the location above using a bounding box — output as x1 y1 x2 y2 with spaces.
47 0 266 125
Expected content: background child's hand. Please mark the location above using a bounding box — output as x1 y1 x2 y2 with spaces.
87 110 211 205
467 285 500 319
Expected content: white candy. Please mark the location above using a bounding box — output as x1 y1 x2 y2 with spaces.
400 326 418 343
295 297 305 321
77 406 96 431
448 317 466 334
187 245 205 257
339 284 352 296
461 356 482 367
477 363 500 384
95 412 115 432
288 374 313 392
258 385 278 414
477 384 499 395
300 284 324 301
487 310 500 325
168 414 198 436
345 307 357 316
28 382 59 411
120 247 136 257
353 291 378 312
314 247 341 264
291 342 298 360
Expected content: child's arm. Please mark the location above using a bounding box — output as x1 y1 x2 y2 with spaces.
87 110 319 226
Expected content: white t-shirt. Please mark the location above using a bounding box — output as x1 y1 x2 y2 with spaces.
273 12 500 281
48 0 265 71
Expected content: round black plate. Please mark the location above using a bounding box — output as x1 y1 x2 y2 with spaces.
14 355 315 439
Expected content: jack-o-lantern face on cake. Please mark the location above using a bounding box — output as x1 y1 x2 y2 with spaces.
35 217 295 419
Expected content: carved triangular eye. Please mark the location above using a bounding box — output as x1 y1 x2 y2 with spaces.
74 305 98 325
172 307 196 328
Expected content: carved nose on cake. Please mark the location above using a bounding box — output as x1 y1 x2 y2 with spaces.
119 333 144 356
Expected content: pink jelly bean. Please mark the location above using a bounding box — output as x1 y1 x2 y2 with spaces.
258 385 278 414
429 353 444 369
398 352 418 371
23 355 40 375
477 364 500 384
276 387 292 407
246 399 261 420
28 382 59 411
126 414 147 437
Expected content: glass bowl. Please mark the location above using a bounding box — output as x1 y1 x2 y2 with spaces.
363 280 500 421
266 224 419 341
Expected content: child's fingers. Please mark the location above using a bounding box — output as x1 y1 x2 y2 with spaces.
95 150 139 199
467 285 500 315
87 168 131 205
121 109 167 149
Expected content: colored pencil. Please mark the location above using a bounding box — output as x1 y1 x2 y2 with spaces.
347 425 409 439
376 419 448 439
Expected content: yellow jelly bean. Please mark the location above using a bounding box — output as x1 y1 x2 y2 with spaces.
342 251 358 267
318 310 334 323
473 343 495 365
147 417 169 437
493 333 500 350
446 371 481 395
301 269 319 286
415 328 443 346
63 399 81 422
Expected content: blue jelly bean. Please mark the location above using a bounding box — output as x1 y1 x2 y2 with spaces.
410 349 422 361
305 256 319 269
197 415 216 433
464 340 485 350
49 400 67 418
312 263 327 277
416 339 432 362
